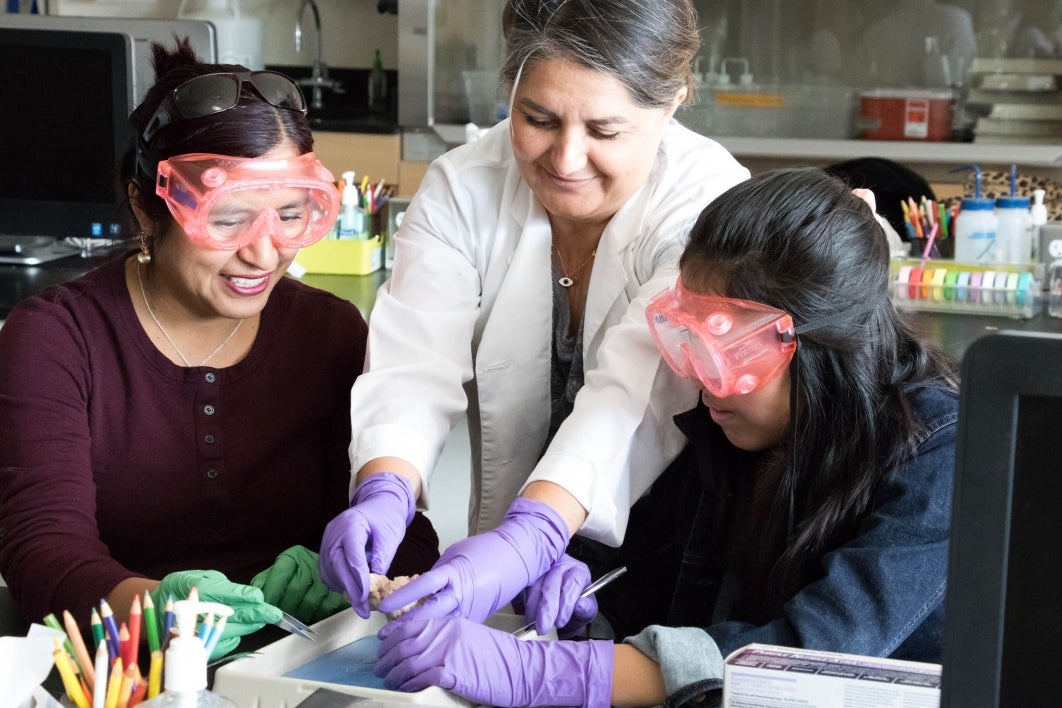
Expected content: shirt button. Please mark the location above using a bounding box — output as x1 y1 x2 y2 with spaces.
203 404 215 416
204 434 215 444
205 372 216 383
206 468 219 479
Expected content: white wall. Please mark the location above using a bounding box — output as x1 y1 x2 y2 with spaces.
51 0 399 69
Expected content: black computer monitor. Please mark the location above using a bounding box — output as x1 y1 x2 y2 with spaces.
0 27 133 258
940 330 1062 706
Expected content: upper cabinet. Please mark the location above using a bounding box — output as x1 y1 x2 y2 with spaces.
397 0 1061 174
680 0 1062 171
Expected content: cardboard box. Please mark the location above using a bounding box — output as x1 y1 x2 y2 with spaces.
723 644 941 708
213 610 546 708
295 237 383 275
859 89 954 141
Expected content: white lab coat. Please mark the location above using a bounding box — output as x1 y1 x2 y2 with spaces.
350 118 749 544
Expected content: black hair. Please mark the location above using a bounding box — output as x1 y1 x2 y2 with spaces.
120 37 313 243
823 157 936 240
680 167 959 616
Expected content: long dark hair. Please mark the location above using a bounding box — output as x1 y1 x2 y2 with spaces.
680 167 959 617
120 38 313 240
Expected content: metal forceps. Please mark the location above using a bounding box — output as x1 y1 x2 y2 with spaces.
512 566 628 638
275 610 318 640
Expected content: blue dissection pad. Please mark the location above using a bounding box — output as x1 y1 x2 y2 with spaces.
285 635 387 690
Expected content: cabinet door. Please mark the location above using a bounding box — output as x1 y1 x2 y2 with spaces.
313 132 401 187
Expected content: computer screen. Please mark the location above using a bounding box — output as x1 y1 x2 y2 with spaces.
940 330 1062 707
0 27 133 248
0 14 217 107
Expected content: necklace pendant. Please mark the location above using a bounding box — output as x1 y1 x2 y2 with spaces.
558 276 574 288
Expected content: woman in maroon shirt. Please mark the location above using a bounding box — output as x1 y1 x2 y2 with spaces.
0 40 438 657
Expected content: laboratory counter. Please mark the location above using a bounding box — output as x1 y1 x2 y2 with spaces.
2 248 1062 358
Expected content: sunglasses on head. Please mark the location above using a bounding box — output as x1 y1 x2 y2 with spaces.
141 71 307 145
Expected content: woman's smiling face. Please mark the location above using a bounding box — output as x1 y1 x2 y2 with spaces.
153 143 303 321
508 57 682 231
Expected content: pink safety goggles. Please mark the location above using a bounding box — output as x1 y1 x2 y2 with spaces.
645 281 799 397
156 152 340 250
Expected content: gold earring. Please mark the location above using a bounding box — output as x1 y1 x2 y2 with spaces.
137 232 152 264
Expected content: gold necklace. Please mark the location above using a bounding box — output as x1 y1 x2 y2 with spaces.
137 262 243 367
554 247 597 288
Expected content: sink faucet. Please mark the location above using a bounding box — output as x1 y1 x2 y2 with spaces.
295 0 343 110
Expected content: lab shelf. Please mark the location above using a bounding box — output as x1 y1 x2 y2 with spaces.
713 137 1062 169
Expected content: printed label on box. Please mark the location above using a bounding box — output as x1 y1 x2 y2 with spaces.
723 644 940 708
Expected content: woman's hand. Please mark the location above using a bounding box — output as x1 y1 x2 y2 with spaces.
377 497 569 624
152 569 282 659
318 473 416 618
376 615 614 707
514 553 598 639
251 545 349 625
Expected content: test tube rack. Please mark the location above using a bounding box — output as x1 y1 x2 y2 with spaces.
889 258 1044 319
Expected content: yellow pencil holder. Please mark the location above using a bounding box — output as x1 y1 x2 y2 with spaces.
295 236 383 275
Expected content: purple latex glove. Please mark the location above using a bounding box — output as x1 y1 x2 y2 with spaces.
518 553 598 639
318 473 415 618
376 616 614 707
378 497 568 623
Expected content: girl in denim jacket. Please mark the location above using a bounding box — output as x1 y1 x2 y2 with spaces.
373 168 961 708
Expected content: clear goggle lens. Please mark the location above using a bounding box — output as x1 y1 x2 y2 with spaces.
646 283 797 397
157 152 340 250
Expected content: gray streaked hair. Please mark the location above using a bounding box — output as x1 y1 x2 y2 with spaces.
501 0 699 109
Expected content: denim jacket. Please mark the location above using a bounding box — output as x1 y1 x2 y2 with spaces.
597 385 958 707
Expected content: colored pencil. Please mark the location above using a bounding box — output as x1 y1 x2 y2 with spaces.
147 650 163 698
161 596 175 653
203 615 226 656
93 642 108 708
99 600 122 661
42 612 76 658
141 592 160 655
63 609 96 691
115 662 136 708
118 623 131 672
90 607 105 651
52 636 91 708
127 595 142 670
127 680 148 707
104 657 123 708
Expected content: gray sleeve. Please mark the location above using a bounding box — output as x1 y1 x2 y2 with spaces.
624 625 727 706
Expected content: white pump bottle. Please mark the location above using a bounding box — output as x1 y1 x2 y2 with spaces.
140 600 236 708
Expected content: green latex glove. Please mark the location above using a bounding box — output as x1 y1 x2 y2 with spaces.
152 569 284 660
251 545 349 625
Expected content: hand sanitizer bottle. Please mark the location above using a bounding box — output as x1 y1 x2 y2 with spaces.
140 600 236 707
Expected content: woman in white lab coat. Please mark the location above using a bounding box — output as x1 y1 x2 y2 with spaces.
319 0 749 626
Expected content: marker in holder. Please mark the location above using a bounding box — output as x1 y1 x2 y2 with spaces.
889 258 1044 319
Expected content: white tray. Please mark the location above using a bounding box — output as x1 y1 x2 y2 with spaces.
213 610 544 708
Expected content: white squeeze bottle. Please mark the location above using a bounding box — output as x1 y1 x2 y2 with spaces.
997 195 1032 264
952 165 999 264
140 600 236 708
1032 188 1047 262
995 164 1033 264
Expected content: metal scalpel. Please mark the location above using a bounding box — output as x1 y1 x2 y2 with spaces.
512 566 628 638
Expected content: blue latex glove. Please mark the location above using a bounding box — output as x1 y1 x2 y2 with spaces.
318 473 416 618
517 553 598 639
378 497 569 623
251 545 349 625
152 569 283 660
376 616 614 707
